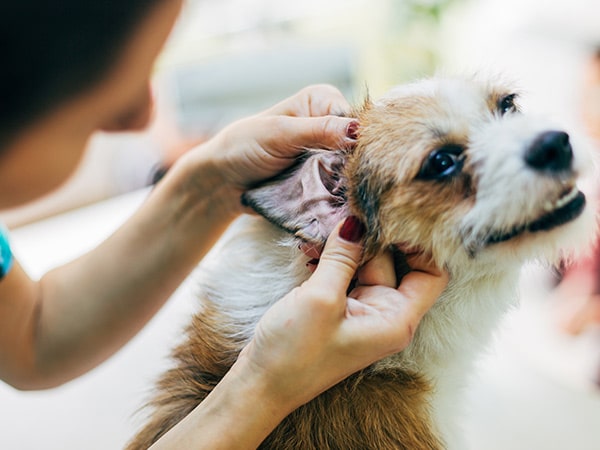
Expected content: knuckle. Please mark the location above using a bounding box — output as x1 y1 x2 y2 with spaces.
301 84 349 116
318 116 344 143
301 83 340 97
320 250 358 277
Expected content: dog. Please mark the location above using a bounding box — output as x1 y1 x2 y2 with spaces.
126 75 595 449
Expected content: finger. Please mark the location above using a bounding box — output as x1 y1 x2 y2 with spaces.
308 216 365 300
356 250 397 288
262 116 358 157
404 252 443 276
261 84 351 117
398 253 448 319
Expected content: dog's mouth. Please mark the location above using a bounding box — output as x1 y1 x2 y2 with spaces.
486 186 586 245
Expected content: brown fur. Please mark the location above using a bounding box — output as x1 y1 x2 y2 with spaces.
126 305 245 449
126 303 442 450
348 98 475 256
261 371 441 450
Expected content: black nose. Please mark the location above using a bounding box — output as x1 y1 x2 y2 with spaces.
525 131 573 172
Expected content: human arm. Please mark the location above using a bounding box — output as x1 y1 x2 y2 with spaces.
0 85 357 389
149 217 448 449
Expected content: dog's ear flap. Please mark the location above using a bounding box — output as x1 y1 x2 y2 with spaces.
241 150 349 245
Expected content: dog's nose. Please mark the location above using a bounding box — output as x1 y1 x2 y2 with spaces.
525 131 573 172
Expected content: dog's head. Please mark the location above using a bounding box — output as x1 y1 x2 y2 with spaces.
243 76 595 270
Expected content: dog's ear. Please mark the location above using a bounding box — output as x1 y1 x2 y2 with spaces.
241 150 349 245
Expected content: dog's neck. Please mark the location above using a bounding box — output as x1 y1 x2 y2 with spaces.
379 259 520 380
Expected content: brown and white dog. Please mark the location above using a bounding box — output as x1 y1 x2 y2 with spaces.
126 76 595 450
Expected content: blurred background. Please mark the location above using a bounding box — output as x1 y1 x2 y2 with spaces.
0 0 599 448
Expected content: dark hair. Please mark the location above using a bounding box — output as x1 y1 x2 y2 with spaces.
0 0 164 147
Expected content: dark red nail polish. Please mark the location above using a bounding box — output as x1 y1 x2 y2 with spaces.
339 216 366 243
346 121 359 140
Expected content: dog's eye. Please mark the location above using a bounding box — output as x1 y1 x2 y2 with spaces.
417 145 465 180
498 94 518 115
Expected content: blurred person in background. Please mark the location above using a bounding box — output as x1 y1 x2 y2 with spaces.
0 0 447 448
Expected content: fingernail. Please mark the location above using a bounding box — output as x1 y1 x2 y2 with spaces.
339 216 366 243
346 121 359 140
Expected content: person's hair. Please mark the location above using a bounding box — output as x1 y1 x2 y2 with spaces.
0 0 165 148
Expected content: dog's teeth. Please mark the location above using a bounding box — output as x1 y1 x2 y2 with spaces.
555 187 578 209
544 187 579 212
543 187 578 213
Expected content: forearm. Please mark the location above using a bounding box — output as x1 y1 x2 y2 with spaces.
33 150 241 385
150 359 293 450
0 86 358 389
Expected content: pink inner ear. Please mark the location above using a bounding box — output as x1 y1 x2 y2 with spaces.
241 150 349 245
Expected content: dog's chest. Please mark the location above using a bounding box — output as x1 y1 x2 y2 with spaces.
200 217 519 368
200 216 518 375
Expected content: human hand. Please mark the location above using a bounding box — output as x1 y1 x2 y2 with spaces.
234 216 448 413
198 84 358 191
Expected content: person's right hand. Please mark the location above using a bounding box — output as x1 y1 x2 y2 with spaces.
213 84 357 188
177 85 358 213
150 215 447 450
234 215 448 413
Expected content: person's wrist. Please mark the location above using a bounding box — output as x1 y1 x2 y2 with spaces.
149 355 290 449
228 352 300 420
166 147 244 223
194 355 296 447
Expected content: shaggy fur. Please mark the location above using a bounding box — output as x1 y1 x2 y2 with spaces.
126 76 595 450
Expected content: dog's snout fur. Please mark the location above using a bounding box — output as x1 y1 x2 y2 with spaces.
525 130 573 173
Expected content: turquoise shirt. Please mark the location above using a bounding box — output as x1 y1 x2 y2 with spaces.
0 224 13 279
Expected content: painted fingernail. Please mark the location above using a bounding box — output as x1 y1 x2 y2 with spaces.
346 121 359 140
339 216 366 243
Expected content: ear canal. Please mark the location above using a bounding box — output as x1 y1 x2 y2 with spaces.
241 150 350 245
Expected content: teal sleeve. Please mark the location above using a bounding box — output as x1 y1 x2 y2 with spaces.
0 224 14 279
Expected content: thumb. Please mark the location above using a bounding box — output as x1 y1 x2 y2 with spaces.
309 216 366 295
